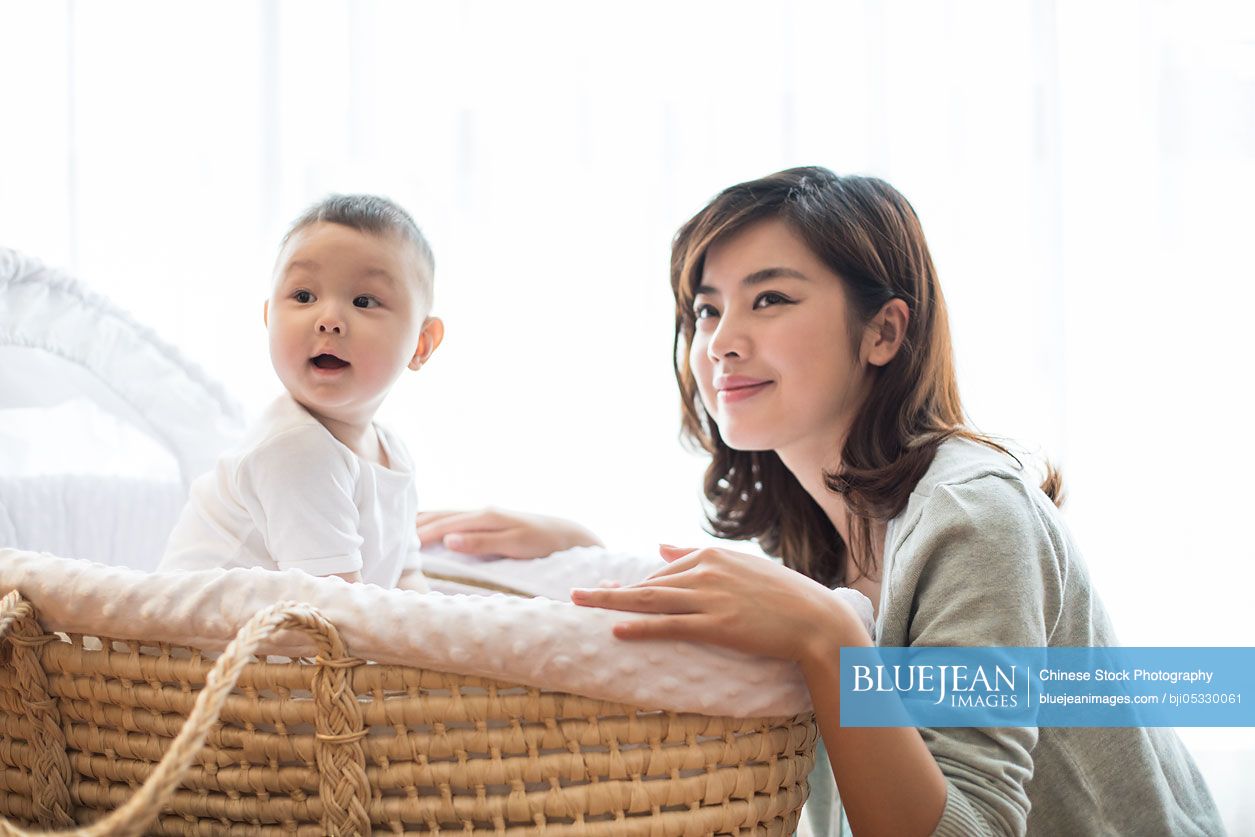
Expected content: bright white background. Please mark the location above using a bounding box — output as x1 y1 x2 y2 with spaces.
2 0 1253 829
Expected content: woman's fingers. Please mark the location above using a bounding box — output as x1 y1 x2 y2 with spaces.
439 528 538 559
414 510 462 532
645 546 709 579
612 614 713 643
415 510 503 546
657 544 697 569
415 510 476 544
415 509 462 524
570 584 699 614
634 566 710 590
416 509 602 560
570 545 824 661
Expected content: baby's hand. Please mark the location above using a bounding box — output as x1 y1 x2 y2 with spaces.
415 508 603 560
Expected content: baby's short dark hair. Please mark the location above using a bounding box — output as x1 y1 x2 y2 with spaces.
282 194 435 308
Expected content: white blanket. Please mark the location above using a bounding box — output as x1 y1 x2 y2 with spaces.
0 547 873 718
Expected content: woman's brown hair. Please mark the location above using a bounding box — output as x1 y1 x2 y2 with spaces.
672 166 1063 587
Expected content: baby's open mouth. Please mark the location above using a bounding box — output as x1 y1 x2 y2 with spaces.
311 353 349 369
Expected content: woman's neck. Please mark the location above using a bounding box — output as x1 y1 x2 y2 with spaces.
777 435 884 586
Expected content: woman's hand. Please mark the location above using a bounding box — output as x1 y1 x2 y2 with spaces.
570 545 871 665
415 507 603 560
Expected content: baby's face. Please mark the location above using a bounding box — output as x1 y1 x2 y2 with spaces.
266 222 429 427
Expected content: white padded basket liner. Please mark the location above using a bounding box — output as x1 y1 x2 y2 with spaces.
0 547 873 718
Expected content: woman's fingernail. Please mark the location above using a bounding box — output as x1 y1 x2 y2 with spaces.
444 534 464 548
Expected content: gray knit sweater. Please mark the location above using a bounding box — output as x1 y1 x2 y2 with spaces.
803 437 1223 836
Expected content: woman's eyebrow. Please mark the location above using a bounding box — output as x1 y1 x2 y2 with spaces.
696 267 810 295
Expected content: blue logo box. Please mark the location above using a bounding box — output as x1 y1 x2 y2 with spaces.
839 647 1255 727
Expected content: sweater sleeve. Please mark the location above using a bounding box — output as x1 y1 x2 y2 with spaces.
237 427 365 576
892 474 1066 837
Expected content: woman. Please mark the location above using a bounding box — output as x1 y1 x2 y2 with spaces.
416 167 1222 836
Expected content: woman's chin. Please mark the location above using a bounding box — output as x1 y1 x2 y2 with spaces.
718 429 780 454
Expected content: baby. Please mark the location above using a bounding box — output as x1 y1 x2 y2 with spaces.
159 194 442 590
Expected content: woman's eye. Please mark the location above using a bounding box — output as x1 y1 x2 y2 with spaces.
754 291 790 309
353 295 379 309
294 290 313 304
694 303 719 320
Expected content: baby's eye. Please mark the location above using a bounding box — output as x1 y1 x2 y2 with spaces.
694 303 719 320
753 291 792 309
353 295 379 309
293 290 314 304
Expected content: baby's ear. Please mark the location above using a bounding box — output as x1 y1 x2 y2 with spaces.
409 316 445 370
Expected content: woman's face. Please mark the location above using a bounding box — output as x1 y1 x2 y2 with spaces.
689 218 869 464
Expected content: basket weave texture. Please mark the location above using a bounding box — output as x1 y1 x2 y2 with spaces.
0 590 817 835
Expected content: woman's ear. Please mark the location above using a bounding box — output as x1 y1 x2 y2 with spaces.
262 299 269 328
862 298 910 367
409 316 445 370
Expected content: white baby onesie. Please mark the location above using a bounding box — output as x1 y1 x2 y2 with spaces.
159 393 422 588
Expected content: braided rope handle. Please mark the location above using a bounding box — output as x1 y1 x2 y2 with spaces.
0 591 74 827
0 590 371 837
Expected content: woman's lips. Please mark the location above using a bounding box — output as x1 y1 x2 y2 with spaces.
717 381 773 403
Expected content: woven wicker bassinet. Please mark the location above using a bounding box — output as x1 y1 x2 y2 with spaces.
0 590 817 836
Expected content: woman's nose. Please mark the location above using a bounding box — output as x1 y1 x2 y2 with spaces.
707 311 747 361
